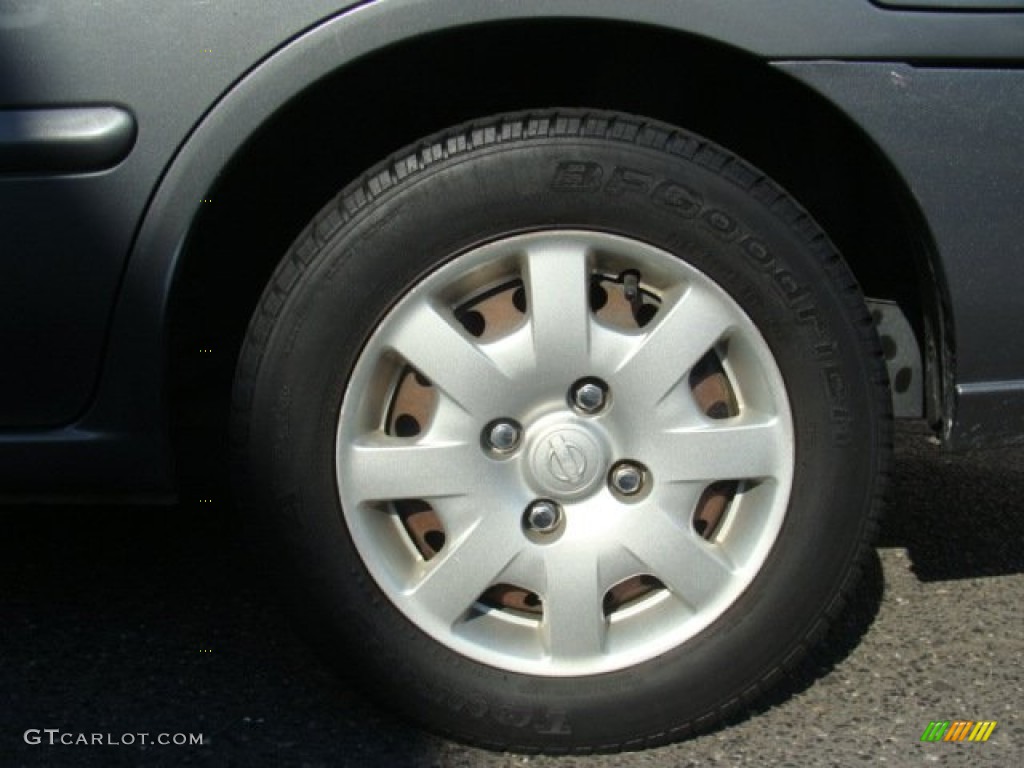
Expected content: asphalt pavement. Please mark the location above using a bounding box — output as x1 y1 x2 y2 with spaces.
2 422 1021 767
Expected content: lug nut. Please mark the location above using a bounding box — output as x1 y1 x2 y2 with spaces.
485 419 521 453
524 500 562 534
610 462 646 496
571 379 608 414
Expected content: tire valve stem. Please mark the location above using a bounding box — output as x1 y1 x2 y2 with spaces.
621 269 643 316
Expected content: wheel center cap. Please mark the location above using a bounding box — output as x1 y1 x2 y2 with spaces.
528 425 605 498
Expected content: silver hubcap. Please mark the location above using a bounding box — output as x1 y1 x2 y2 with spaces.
336 231 794 676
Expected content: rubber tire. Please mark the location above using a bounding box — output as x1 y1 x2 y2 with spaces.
232 110 891 752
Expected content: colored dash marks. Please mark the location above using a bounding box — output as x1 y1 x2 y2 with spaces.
920 720 997 742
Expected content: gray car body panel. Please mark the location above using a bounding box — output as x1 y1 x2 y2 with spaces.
778 61 1024 447
873 1 1024 9
0 0 1022 493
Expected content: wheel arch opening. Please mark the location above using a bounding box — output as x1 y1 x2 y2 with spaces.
167 17 943 491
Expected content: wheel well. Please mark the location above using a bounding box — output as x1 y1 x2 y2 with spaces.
168 18 938 492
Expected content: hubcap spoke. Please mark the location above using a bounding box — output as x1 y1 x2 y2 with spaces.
344 437 485 502
623 501 736 611
612 284 735 407
408 515 526 627
541 547 608 661
648 418 788 483
386 301 517 417
523 240 593 372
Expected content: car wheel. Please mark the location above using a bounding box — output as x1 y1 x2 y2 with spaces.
232 110 890 751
